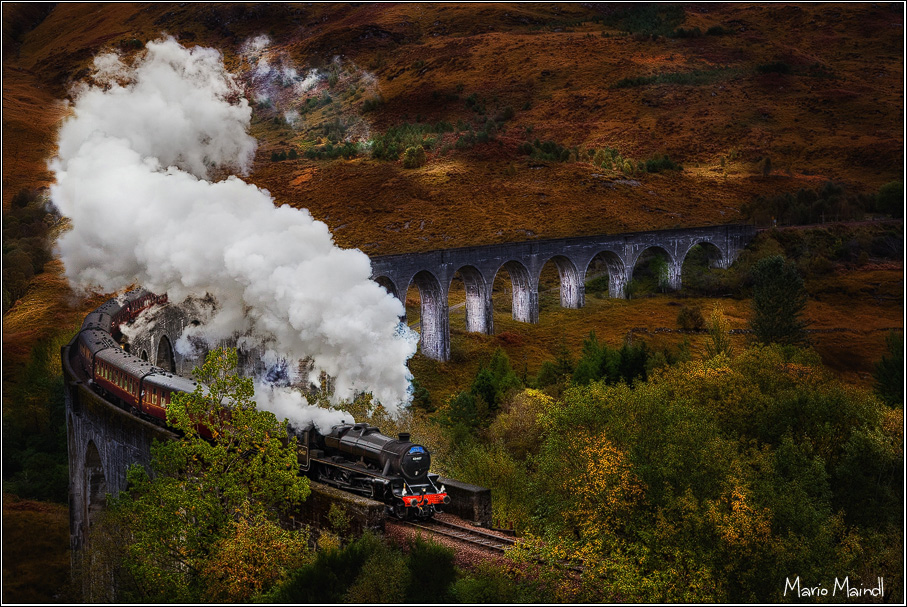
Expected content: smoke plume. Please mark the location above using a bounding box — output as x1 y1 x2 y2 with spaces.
50 38 417 426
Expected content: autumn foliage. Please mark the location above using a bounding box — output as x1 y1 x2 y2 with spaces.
80 349 312 602
452 345 903 602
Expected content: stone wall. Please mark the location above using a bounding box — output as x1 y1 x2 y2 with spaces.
285 481 386 541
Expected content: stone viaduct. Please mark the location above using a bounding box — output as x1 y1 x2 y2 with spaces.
370 224 756 361
62 343 177 557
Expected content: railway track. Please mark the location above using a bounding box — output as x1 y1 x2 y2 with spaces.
400 518 517 553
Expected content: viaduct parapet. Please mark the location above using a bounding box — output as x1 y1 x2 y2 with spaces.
370 224 756 361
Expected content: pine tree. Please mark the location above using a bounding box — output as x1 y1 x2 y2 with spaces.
749 255 808 345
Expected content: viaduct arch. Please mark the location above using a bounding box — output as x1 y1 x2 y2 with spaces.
371 224 755 361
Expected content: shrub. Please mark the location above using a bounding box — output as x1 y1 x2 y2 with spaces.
495 105 515 122
270 532 384 603
402 146 427 169
757 61 791 75
585 274 610 296
403 536 457 603
706 25 731 36
704 304 732 358
677 305 705 331
671 26 702 38
876 180 903 218
525 140 570 162
644 154 682 173
304 142 360 160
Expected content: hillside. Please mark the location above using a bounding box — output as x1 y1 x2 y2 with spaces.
3 3 903 254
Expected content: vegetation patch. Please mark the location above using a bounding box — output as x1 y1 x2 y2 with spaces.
3 188 57 314
371 121 453 161
742 181 898 227
602 3 687 38
612 67 741 88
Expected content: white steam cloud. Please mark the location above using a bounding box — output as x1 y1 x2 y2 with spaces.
50 38 417 425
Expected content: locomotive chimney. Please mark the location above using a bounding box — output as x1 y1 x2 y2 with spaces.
398 432 410 442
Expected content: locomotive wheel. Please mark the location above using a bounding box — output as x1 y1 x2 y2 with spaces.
393 503 410 520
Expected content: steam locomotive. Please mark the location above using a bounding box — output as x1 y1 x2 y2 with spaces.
71 289 448 519
290 422 449 519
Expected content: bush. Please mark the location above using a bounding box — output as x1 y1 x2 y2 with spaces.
361 96 384 112
644 154 682 173
572 331 650 387
403 536 457 603
757 61 791 75
525 140 570 162
671 26 702 38
402 146 427 169
706 25 731 36
741 182 871 226
876 180 903 218
494 105 515 122
304 142 360 160
676 304 705 331
452 563 548 603
270 532 384 603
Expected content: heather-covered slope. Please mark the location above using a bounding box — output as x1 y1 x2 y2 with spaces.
3 3 903 253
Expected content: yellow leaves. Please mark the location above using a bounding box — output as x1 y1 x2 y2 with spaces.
689 365 733 380
563 433 647 537
775 362 814 380
706 483 772 550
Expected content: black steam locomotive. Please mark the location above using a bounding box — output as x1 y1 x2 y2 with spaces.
291 423 449 519
72 289 448 519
